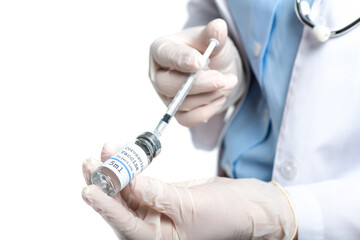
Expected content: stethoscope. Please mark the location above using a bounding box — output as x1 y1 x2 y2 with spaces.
295 0 360 42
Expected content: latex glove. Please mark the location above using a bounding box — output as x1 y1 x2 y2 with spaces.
149 18 246 128
82 143 297 240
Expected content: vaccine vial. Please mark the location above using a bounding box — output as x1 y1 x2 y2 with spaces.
91 132 161 197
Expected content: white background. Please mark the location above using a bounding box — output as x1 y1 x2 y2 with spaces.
0 1 218 239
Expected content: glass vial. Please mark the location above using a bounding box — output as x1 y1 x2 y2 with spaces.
91 132 161 197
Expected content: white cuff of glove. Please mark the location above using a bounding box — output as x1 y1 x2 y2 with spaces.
272 181 298 240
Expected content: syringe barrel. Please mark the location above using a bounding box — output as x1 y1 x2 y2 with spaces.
166 72 198 117
158 38 219 128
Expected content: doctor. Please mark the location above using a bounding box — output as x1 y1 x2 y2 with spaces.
82 0 360 239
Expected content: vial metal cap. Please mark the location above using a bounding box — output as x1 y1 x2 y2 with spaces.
136 131 162 159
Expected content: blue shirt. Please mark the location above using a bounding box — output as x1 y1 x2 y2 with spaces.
221 0 313 180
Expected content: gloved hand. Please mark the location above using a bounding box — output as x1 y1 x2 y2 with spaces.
149 18 246 128
82 143 297 240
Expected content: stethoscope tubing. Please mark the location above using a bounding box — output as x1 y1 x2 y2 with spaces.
295 0 360 37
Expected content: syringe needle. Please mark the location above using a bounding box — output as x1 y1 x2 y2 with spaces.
154 38 219 137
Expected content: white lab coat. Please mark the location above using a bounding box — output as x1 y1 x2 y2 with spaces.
186 0 360 239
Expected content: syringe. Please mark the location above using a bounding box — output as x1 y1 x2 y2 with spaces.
154 38 219 137
91 38 219 196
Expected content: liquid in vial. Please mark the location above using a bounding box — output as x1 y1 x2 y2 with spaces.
91 132 161 197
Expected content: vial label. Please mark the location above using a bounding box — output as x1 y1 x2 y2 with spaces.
102 142 149 190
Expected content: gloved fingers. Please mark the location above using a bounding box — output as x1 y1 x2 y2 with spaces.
129 176 191 222
115 185 160 222
149 19 228 79
117 185 144 214
101 142 122 162
82 185 156 239
190 18 228 58
207 37 240 72
178 18 228 61
171 177 218 188
162 73 237 112
153 69 227 98
82 157 102 185
175 96 227 128
150 37 206 74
